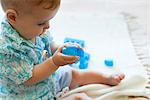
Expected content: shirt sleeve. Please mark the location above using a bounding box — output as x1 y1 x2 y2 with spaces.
0 53 33 85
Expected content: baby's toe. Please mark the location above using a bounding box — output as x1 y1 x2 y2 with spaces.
118 74 125 80
109 73 125 86
114 76 121 82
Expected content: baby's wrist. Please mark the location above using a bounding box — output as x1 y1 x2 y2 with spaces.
50 57 59 69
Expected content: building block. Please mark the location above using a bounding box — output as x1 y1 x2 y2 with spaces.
104 59 114 67
79 52 90 68
84 52 90 61
64 37 85 47
62 46 84 57
63 37 90 69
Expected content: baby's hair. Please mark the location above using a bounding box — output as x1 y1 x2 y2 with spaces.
30 0 60 10
0 0 60 12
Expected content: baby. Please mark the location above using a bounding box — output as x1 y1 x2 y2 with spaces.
0 0 125 99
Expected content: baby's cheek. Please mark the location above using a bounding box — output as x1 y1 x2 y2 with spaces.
34 29 43 36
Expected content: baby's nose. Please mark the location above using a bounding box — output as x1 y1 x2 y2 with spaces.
44 22 50 29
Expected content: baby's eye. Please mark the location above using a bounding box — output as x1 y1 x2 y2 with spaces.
38 23 45 26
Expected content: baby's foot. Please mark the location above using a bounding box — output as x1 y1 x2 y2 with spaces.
108 73 125 86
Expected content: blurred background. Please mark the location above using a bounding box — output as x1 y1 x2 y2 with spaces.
58 0 149 36
0 0 149 36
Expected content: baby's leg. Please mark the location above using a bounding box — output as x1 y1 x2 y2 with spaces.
70 68 125 88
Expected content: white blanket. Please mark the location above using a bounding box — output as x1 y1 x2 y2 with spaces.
51 1 150 99
58 75 150 100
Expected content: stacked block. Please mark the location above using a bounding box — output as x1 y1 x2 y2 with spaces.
63 37 90 69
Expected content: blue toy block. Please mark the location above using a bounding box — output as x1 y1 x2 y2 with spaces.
79 63 88 69
104 59 114 67
62 46 90 69
79 57 89 69
64 37 85 47
62 46 84 57
63 37 90 69
78 52 90 69
84 52 90 61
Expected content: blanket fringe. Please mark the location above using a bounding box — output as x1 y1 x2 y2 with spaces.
122 12 150 90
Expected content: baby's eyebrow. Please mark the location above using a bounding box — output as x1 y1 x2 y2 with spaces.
40 16 55 24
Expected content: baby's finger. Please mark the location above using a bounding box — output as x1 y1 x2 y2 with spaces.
64 42 73 47
118 74 125 80
57 46 63 52
72 43 83 49
62 54 79 61
57 44 70 52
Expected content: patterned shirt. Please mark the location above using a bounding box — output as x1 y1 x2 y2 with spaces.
0 18 57 99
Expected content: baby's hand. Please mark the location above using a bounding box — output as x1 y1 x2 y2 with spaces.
65 42 83 50
52 43 80 67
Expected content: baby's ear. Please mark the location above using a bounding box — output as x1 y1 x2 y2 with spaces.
6 9 18 24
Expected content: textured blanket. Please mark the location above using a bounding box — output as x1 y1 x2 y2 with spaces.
58 75 150 100
52 11 150 100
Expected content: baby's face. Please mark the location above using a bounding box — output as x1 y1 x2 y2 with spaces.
14 6 59 40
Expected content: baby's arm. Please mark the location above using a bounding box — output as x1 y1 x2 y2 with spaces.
24 58 58 86
24 45 78 86
50 41 59 55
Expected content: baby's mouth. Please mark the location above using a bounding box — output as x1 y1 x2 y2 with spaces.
40 30 47 36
